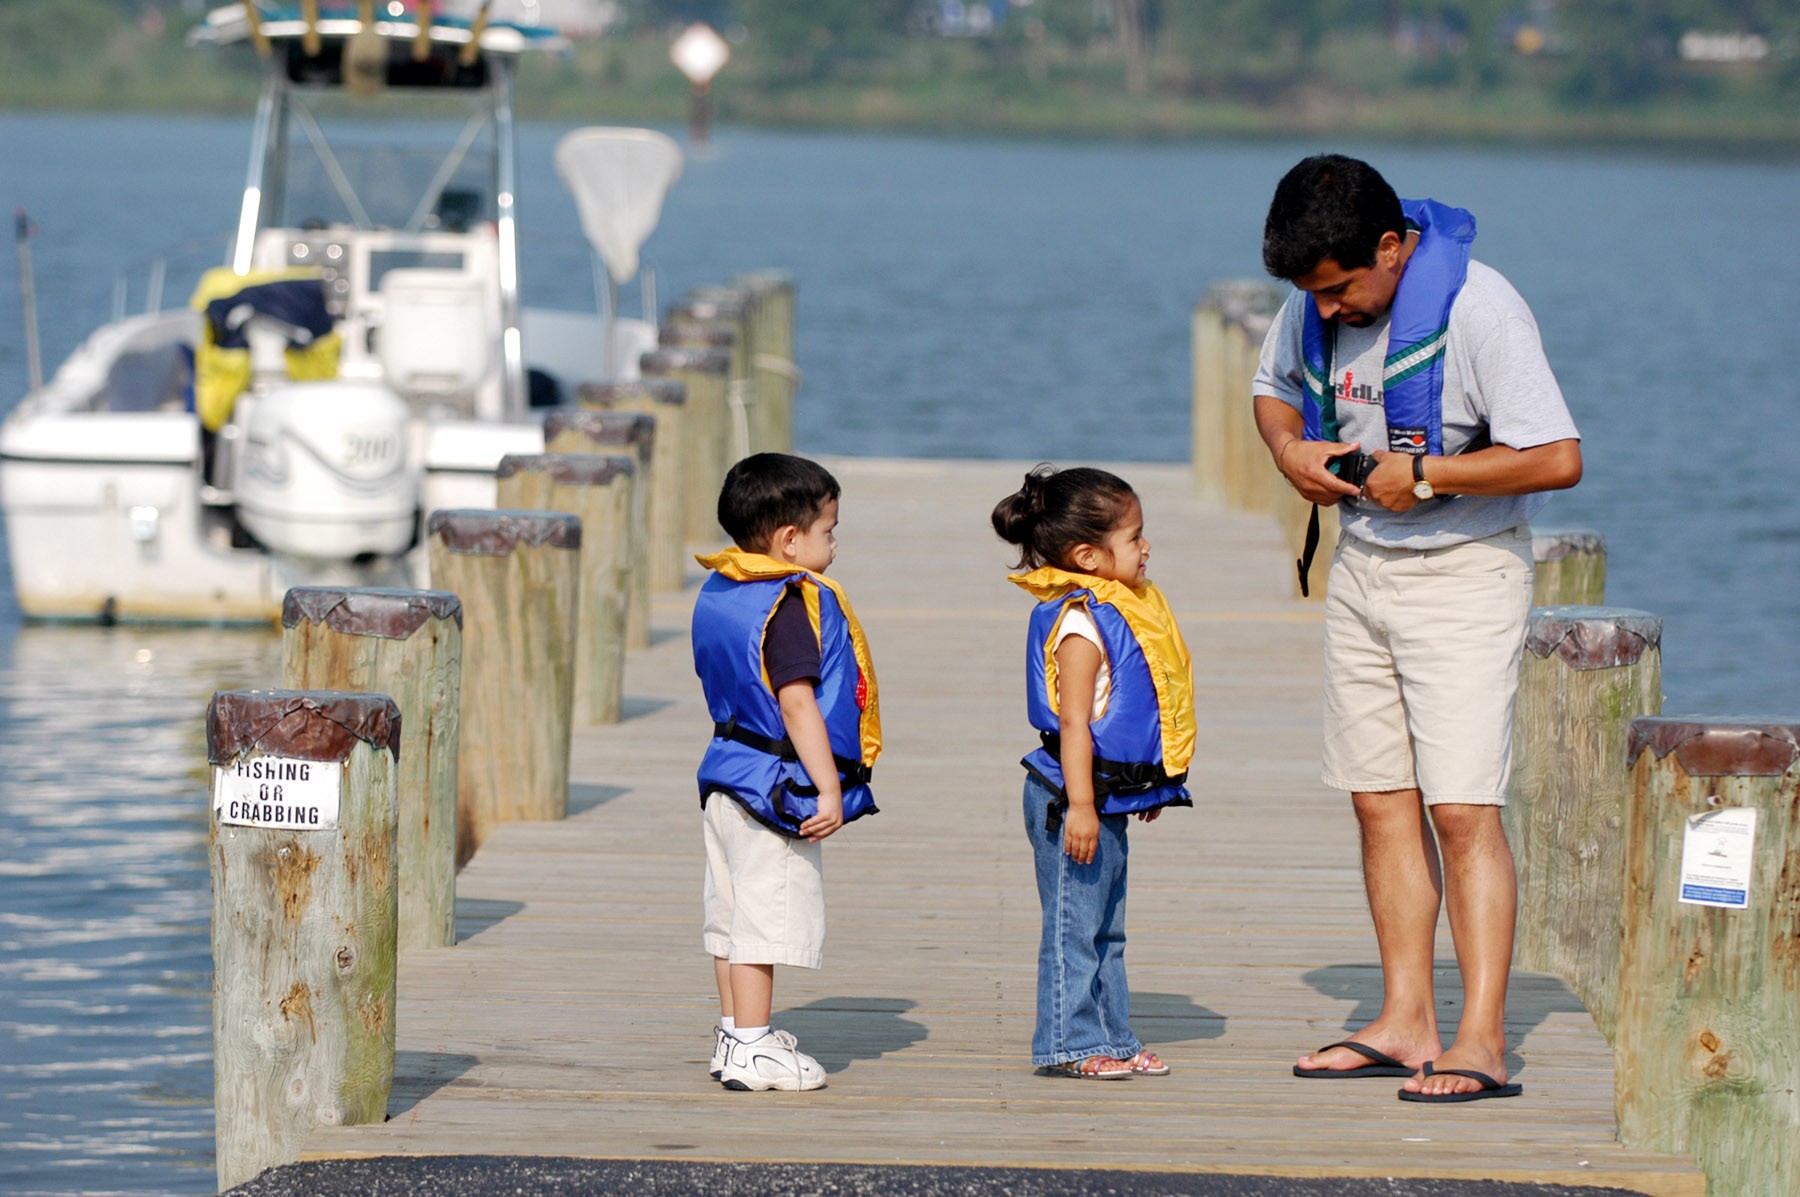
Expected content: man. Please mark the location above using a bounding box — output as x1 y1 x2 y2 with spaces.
1252 154 1581 1102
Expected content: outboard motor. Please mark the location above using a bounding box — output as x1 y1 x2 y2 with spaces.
234 381 417 560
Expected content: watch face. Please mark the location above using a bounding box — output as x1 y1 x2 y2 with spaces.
1413 481 1434 499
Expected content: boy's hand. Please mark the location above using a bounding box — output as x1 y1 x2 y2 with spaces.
1135 807 1162 823
800 792 843 842
778 678 849 842
1062 805 1100 865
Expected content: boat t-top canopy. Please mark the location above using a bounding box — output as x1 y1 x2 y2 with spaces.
190 2 569 67
193 2 571 415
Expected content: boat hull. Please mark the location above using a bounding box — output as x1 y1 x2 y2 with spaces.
0 409 545 623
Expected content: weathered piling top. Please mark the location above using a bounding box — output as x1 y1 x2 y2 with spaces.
303 458 1700 1195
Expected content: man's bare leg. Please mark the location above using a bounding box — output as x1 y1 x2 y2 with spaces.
1402 803 1515 1096
1296 788 1446 1074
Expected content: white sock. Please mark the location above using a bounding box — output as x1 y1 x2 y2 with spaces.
720 1016 735 1033
730 1024 769 1043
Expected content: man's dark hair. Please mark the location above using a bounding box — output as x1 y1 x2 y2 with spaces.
1262 154 1406 282
717 452 840 552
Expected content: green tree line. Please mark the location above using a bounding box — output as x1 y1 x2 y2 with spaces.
3 0 1797 144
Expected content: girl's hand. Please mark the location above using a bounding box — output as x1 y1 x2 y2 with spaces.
1135 807 1162 823
1062 805 1100 865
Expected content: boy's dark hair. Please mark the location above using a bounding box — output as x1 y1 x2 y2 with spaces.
1262 154 1405 282
717 452 840 552
991 464 1137 572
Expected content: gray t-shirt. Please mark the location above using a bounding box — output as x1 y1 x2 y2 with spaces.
1253 259 1580 550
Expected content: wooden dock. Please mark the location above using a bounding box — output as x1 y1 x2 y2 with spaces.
303 457 1702 1195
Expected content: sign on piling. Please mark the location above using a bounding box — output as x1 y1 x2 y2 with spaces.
496 455 635 725
281 587 462 953
1616 717 1800 1197
427 510 580 864
544 408 658 646
207 689 401 1193
1505 606 1661 1040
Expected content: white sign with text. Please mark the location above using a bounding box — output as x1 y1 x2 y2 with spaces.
213 757 342 831
1678 805 1757 909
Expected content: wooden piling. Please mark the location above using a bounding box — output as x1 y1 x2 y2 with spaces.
1617 717 1800 1197
1504 606 1662 1041
673 289 755 440
574 380 688 594
640 345 731 546
1532 528 1607 606
280 587 462 954
660 318 750 464
207 689 401 1192
495 455 635 726
737 271 797 454
543 408 657 647
1190 280 1319 594
426 510 581 864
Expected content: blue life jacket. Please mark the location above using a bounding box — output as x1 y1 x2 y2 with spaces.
692 549 881 838
1301 198 1476 457
1013 567 1195 824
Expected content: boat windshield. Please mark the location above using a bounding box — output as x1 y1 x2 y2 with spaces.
274 124 498 234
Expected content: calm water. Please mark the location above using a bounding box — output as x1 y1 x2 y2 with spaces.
1 112 1797 1192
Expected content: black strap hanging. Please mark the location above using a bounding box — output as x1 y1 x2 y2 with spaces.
1297 502 1321 598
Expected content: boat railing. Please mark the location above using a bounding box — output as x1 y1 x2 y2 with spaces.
108 235 233 323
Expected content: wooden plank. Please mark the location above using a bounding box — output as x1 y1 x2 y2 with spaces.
304 459 1702 1196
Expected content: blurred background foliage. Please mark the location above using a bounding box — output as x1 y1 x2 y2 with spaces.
2 0 1796 144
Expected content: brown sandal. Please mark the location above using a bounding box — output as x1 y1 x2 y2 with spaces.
1040 1054 1134 1080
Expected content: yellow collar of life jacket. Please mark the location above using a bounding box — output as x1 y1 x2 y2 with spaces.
697 548 882 767
1009 565 1195 775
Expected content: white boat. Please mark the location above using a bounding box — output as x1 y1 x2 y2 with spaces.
0 2 681 622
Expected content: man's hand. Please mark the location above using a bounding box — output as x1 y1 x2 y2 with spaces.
1356 450 1421 512
1276 437 1365 506
1063 804 1100 865
800 791 843 842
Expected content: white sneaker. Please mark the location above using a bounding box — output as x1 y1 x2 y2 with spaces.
710 1026 729 1080
719 1030 826 1092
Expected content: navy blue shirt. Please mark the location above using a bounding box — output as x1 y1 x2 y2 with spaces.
764 583 821 691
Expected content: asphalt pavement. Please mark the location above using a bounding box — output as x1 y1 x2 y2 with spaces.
227 1156 1652 1196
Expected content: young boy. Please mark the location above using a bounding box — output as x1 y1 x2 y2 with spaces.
691 453 882 1092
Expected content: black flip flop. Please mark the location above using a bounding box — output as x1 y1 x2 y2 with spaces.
1292 1040 1415 1079
1397 1061 1522 1102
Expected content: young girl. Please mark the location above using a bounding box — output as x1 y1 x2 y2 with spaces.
991 465 1197 1080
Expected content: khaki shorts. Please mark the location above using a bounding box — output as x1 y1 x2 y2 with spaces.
1321 524 1533 806
702 793 825 969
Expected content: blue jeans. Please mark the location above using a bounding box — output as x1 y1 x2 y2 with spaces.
1023 775 1141 1066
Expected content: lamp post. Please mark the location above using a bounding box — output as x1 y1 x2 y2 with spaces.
669 22 729 147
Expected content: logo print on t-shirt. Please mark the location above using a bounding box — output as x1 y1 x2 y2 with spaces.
1337 368 1384 408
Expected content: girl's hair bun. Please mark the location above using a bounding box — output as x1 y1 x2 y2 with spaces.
990 464 1054 547
989 464 1135 572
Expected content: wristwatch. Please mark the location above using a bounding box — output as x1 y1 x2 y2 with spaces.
1412 454 1435 500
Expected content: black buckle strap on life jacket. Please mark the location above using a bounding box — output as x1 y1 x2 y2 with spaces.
712 718 873 789
1037 731 1187 798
